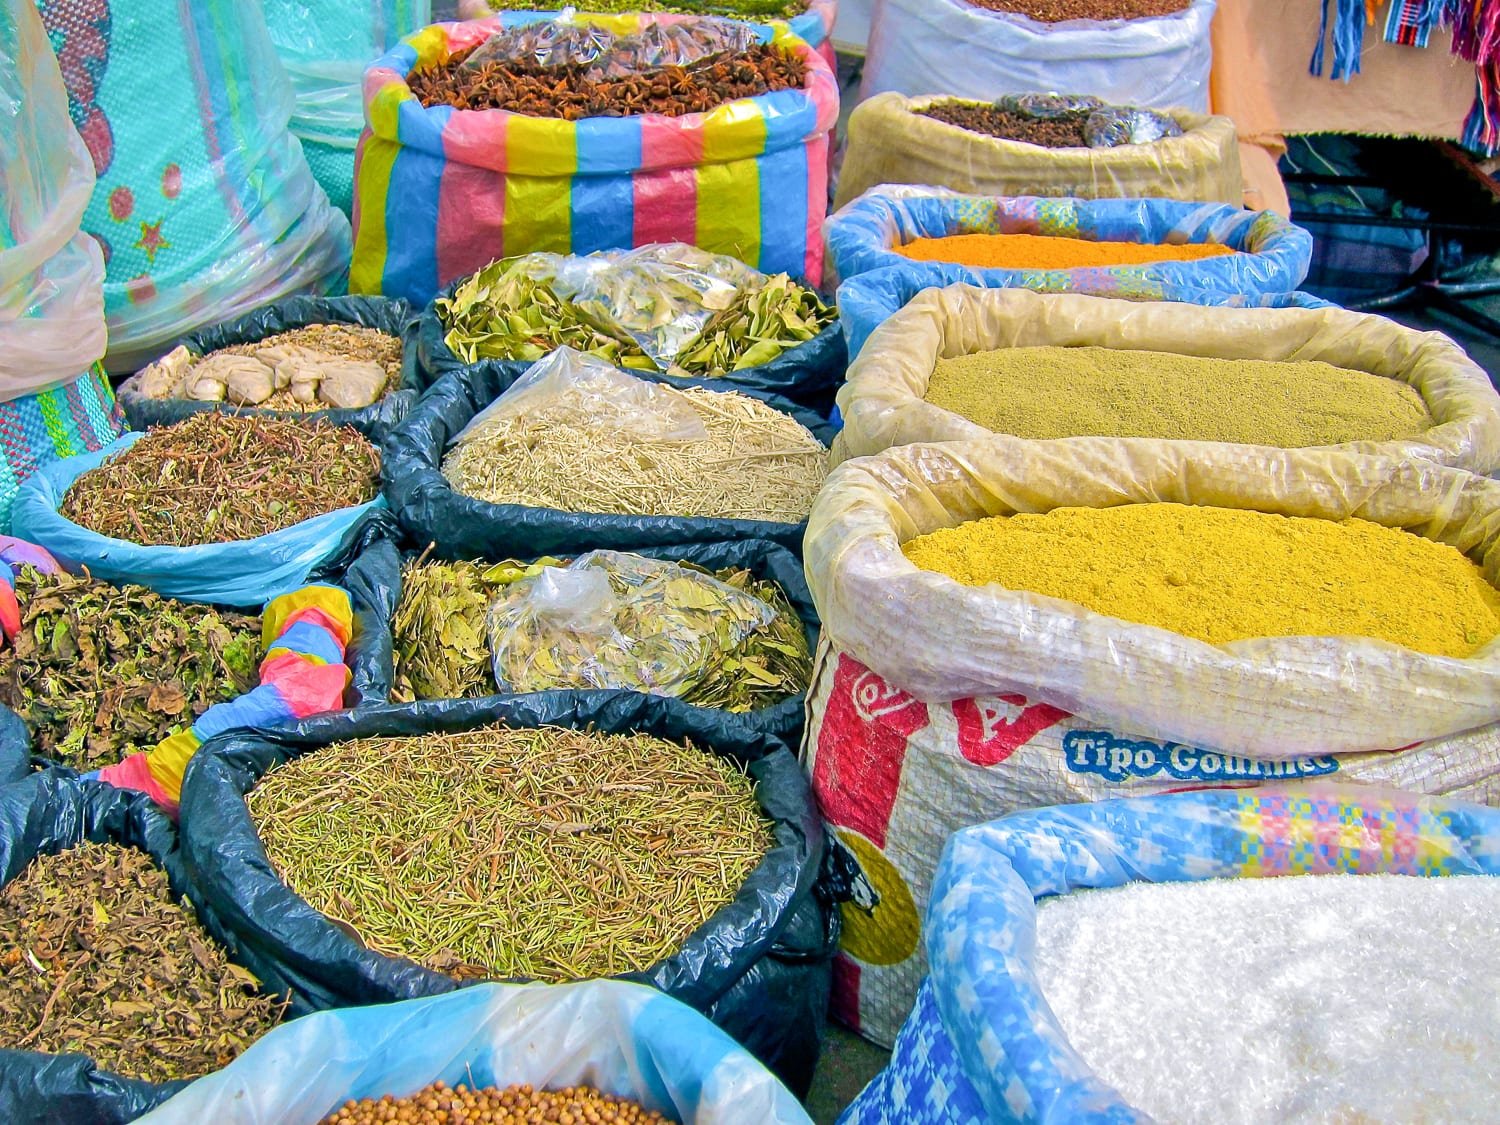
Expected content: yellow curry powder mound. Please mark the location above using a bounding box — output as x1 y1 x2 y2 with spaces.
924 346 1435 447
894 232 1238 269
900 504 1500 658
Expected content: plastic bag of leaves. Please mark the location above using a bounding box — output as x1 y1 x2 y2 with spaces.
413 246 847 411
0 772 288 1125
175 696 839 1096
115 296 421 437
393 539 819 744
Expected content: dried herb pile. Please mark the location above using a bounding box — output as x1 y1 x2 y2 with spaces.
409 42 805 118
394 552 810 710
965 0 1189 19
321 1081 672 1125
251 725 772 982
443 383 826 523
60 414 381 546
920 100 1090 146
0 569 261 768
0 842 285 1082
135 325 402 411
438 248 833 374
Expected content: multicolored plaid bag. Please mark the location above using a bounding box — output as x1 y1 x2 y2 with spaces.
351 14 838 305
0 366 123 534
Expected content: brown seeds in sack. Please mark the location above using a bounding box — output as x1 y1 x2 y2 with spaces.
0 842 285 1082
918 100 1090 146
320 1080 674 1125
60 413 381 546
964 0 1190 19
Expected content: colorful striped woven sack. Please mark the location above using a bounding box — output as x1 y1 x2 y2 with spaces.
0 366 123 535
38 0 351 371
351 14 839 305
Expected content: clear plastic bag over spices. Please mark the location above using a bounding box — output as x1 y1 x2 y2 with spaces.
450 347 709 447
487 550 775 695
461 14 758 76
0 0 108 399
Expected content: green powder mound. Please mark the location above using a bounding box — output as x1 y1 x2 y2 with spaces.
924 346 1436 447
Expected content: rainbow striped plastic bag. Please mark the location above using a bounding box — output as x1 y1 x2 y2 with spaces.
351 14 838 305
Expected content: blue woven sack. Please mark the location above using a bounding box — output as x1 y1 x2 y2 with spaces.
10 432 384 609
824 191 1313 299
841 784 1500 1124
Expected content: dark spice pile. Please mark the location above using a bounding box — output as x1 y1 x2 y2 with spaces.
0 842 285 1082
965 0 1189 18
0 569 261 769
60 413 381 546
409 44 806 118
920 100 1088 146
320 1081 673 1125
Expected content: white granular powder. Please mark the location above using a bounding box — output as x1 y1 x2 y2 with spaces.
1032 873 1500 1124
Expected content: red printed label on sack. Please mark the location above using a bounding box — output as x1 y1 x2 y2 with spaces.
812 654 929 849
954 693 1069 767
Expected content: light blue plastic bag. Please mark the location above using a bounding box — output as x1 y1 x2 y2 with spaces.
836 263 1335 361
9 432 382 609
135 980 813 1124
823 189 1313 298
839 784 1500 1124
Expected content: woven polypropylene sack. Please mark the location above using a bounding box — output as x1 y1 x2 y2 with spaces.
0 773 210 1124
823 189 1313 291
9 433 387 610
175 697 834 1095
115 295 420 437
838 785 1500 1122
834 264 1334 361
803 640 1500 1048
806 440 1500 757
350 15 838 305
382 360 830 558
0 367 124 535
834 95 1242 211
261 0 434 216
36 0 351 372
831 286 1500 471
454 0 839 59
135 981 811 1124
0 0 107 399
859 0 1214 109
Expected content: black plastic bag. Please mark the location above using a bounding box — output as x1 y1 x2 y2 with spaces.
383 361 828 559
412 280 848 412
0 708 32 785
393 538 820 746
176 695 835 1095
115 295 420 438
0 773 197 1124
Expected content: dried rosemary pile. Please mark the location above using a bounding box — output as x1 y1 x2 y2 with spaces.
251 725 772 981
394 553 810 710
442 384 825 523
0 842 285 1081
0 569 261 768
60 414 381 545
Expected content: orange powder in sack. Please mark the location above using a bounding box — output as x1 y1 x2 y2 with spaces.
894 232 1239 269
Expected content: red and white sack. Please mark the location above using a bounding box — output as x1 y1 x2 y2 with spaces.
800 438 1500 1047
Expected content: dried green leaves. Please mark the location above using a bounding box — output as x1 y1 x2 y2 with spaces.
250 725 772 982
60 413 381 546
676 273 834 375
0 842 285 1082
0 569 262 768
393 553 811 711
437 250 833 374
